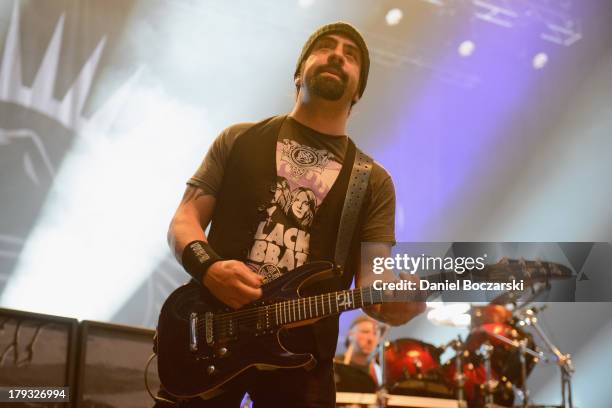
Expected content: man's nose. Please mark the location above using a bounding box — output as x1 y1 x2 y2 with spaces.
328 47 345 65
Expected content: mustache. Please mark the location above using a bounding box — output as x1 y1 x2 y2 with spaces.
315 63 347 82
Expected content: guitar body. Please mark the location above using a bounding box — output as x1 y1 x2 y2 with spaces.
156 261 338 399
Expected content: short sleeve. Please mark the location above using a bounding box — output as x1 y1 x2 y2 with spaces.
187 123 253 195
360 164 396 244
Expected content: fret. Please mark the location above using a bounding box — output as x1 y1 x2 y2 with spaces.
359 287 364 308
284 301 288 324
300 298 304 320
328 293 332 314
292 300 296 322
309 297 312 318
315 294 319 316
321 294 325 315
285 301 289 324
297 299 301 320
275 303 278 325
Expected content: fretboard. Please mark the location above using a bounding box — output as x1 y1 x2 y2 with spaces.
271 286 383 326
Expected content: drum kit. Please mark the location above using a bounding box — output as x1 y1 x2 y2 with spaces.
335 260 576 408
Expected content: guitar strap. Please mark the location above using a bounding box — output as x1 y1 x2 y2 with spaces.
334 147 373 271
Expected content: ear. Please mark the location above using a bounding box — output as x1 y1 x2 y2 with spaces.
294 76 301 87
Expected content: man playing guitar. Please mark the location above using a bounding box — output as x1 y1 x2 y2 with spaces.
155 22 425 408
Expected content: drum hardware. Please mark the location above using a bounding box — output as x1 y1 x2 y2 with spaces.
378 325 391 408
472 322 544 405
338 257 576 408
516 307 574 408
479 341 497 406
518 338 529 407
446 336 467 404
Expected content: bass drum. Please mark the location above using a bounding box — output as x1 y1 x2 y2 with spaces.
384 338 453 398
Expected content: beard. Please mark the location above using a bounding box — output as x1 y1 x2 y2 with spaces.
306 66 348 101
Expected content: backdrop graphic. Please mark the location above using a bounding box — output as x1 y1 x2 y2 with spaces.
0 0 611 406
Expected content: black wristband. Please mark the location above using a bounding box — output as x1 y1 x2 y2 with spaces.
181 240 223 284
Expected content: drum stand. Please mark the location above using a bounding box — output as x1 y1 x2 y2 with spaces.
519 308 574 408
479 329 542 407
518 338 530 407
377 325 390 408
480 341 497 406
448 336 466 405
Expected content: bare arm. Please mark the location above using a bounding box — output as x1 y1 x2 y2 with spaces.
167 185 263 309
356 242 425 326
167 186 214 259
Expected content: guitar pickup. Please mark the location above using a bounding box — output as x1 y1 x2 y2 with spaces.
205 312 214 345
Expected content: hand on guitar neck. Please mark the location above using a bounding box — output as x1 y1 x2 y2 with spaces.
361 271 426 326
358 243 426 326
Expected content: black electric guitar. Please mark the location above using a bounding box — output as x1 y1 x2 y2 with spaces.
155 259 571 399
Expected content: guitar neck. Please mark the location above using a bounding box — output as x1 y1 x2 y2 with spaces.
271 286 380 326
211 260 566 337
266 284 434 328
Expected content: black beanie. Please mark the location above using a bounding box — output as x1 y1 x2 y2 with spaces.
294 21 370 98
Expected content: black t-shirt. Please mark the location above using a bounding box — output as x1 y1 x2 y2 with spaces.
189 116 396 281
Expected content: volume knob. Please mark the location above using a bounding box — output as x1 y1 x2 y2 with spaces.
206 365 216 375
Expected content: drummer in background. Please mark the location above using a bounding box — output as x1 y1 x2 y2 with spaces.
336 314 384 386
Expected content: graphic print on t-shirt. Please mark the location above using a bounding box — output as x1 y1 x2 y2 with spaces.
247 139 342 281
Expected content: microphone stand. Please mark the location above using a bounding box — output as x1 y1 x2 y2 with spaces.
449 336 467 408
376 324 391 408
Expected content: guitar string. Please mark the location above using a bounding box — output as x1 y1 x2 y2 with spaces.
202 287 371 324
204 291 374 337
197 267 475 326
200 293 435 341
196 288 399 335
199 290 369 330
197 289 373 331
191 262 558 334
197 286 430 333
192 261 553 325
202 284 430 329
200 268 469 328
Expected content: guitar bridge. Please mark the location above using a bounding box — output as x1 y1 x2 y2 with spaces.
189 312 214 352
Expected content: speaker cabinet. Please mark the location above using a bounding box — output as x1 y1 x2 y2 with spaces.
75 320 159 408
0 307 78 407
